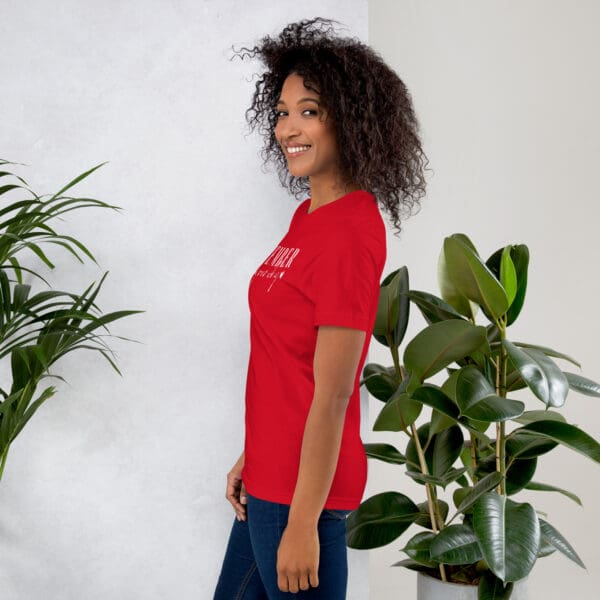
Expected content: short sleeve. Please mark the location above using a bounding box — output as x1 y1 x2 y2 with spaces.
312 227 383 331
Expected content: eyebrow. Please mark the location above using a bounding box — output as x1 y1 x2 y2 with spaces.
276 97 320 106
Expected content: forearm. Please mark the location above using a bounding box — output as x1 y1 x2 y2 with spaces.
288 396 349 527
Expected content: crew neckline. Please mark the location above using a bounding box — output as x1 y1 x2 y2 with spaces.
305 189 372 215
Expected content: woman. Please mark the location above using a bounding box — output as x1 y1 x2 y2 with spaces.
214 17 427 599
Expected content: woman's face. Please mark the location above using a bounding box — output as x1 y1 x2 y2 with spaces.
274 72 340 182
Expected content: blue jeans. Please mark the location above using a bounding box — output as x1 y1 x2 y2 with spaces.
213 493 352 599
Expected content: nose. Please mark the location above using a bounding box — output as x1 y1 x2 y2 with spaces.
276 113 301 142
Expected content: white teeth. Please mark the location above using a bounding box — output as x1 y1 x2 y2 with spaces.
287 145 310 154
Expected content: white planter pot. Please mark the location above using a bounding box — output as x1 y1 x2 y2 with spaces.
417 572 528 600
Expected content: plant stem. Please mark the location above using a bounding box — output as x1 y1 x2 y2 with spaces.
410 422 447 582
389 337 402 383
495 421 506 495
469 433 478 483
494 320 508 496
391 338 446 579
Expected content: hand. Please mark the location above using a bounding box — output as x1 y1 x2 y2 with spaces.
276 522 320 592
225 451 247 521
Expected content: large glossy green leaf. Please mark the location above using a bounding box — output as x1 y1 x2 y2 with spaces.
486 244 529 326
504 459 538 495
404 320 488 381
403 290 465 325
450 472 504 522
402 531 438 566
438 236 477 319
456 365 495 406
362 363 397 401
516 420 600 464
455 366 524 422
406 423 464 484
453 486 472 512
473 493 540 582
539 518 585 568
373 389 422 432
405 423 434 479
406 467 467 489
346 491 419 549
505 430 558 459
439 369 496 439
513 342 580 368
373 270 401 344
478 570 515 600
476 455 538 495
505 245 529 326
564 372 600 397
499 246 517 307
390 558 430 571
462 395 525 423
430 426 465 477
430 408 457 436
363 443 406 465
411 384 460 421
374 267 409 348
392 267 410 347
429 523 482 564
513 410 566 425
538 534 557 558
503 340 569 408
525 481 582 506
443 236 509 322
414 499 449 530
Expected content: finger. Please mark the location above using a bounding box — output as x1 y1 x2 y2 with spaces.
309 567 319 588
277 572 289 593
287 574 299 594
299 572 310 591
226 479 244 510
228 496 246 517
240 482 247 505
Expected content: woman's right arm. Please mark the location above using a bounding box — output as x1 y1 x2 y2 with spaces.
226 451 247 521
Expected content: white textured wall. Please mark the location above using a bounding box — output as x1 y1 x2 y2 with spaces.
0 1 369 598
368 1 600 598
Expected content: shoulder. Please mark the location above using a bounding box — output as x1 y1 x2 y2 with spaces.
336 195 386 250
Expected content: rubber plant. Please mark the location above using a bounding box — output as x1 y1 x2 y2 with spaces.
0 159 140 482
347 233 600 599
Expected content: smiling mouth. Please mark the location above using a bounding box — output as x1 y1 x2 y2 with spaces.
286 145 311 156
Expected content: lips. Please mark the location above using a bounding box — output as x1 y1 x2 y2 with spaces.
285 145 311 157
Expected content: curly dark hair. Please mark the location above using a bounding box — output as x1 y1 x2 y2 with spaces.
231 17 429 236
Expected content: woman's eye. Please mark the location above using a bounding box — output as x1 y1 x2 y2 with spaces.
274 109 317 118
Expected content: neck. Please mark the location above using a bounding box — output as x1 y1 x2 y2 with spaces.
308 175 360 213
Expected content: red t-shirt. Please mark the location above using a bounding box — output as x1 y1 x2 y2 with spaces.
241 189 387 509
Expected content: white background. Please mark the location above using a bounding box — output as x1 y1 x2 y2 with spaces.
368 1 600 598
0 1 368 598
0 1 598 599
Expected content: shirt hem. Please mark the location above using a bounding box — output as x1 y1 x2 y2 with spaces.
313 313 371 332
244 481 363 510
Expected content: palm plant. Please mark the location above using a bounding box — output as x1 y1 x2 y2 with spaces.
0 159 140 482
347 233 600 599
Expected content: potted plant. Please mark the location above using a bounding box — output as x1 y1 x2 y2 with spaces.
0 159 140 482
346 233 600 599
